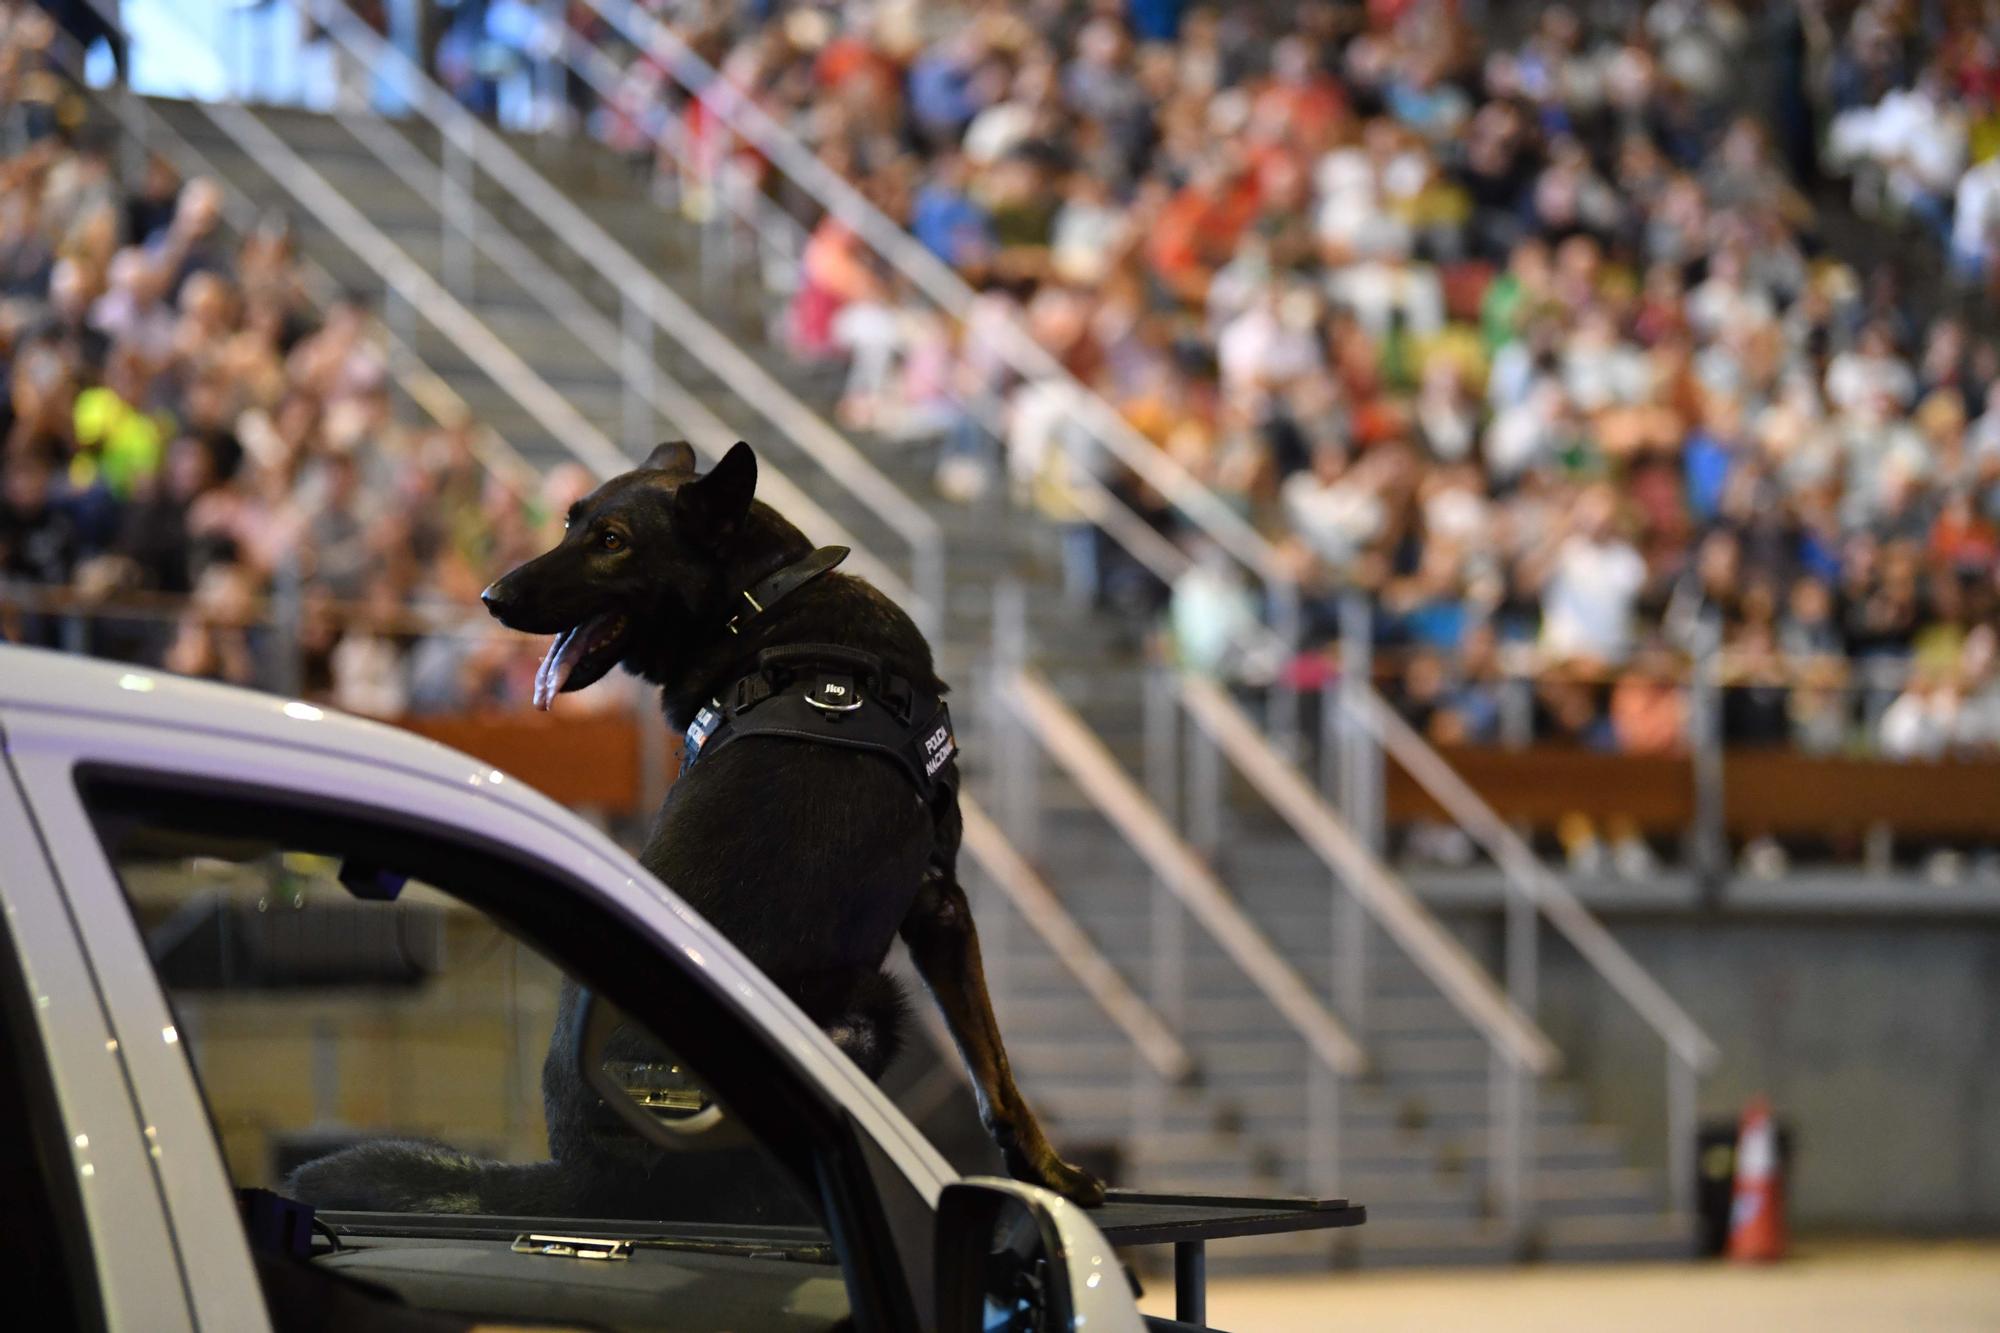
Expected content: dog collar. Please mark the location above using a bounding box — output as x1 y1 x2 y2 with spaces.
727 545 848 635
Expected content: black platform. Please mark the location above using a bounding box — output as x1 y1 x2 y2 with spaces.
321 1190 1367 1328
1092 1190 1367 1324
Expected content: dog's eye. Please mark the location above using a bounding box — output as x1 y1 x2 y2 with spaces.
599 531 625 553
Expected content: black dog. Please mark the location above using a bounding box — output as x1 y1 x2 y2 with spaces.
293 443 1101 1213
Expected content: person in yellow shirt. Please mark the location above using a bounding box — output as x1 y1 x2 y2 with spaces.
70 347 169 498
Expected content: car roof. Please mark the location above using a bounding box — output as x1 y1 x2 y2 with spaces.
0 643 550 805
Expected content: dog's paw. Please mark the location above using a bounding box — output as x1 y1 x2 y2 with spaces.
1019 1151 1107 1209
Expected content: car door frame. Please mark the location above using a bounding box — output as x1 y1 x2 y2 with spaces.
0 729 195 1331
7 703 955 1329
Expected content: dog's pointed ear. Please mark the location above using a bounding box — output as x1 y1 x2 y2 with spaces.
675 441 757 545
642 441 698 475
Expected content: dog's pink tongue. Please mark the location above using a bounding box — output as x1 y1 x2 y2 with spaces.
534 625 586 711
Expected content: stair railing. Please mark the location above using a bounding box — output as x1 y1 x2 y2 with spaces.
548 15 1200 652
190 101 628 480
989 580 1364 1190
959 800 1195 1086
564 0 1305 746
1345 676 1720 1225
326 99 912 606
1174 667 1560 1239
70 50 539 503
290 0 947 637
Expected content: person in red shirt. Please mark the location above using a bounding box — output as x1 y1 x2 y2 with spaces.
1146 153 1260 305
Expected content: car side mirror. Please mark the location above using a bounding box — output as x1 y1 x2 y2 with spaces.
572 986 747 1151
934 1179 1143 1333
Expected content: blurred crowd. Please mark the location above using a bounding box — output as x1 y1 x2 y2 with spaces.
545 0 2000 762
0 3 586 716
1818 0 2000 287
15 0 2000 770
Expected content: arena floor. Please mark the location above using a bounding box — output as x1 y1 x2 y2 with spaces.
1139 1240 2000 1332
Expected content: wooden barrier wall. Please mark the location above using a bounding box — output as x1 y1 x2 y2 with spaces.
1387 746 2000 839
389 714 2000 840
395 712 656 815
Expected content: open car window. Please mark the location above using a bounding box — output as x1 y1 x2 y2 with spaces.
77 776 877 1332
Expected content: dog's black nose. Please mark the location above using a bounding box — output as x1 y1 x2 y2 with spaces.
480 582 513 619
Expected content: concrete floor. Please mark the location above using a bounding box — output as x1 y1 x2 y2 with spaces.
1139 1241 2000 1332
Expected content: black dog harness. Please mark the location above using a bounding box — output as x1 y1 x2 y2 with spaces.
680 548 959 809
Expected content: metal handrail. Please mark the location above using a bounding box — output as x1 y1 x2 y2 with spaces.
200 101 628 476
86 0 610 482
300 0 945 634
568 0 1289 589
1176 673 1560 1077
55 34 539 500
958 799 1194 1083
1353 687 1720 1072
330 107 910 605
551 23 1206 616
1007 668 1368 1078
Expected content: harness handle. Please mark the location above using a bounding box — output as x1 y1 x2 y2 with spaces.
755 643 887 685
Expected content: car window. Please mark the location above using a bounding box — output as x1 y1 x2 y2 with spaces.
79 779 862 1332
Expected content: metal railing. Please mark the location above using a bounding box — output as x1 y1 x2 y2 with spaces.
1350 686 1719 1220
980 566 1364 1184
1174 669 1558 1231
200 100 628 475
564 0 1295 724
54 38 540 504
549 5 1200 647
1001 664 1365 1193
321 79 911 606
959 800 1194 1085
1007 670 1367 1075
289 0 946 635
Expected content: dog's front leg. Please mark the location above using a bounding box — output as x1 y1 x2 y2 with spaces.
899 873 1106 1206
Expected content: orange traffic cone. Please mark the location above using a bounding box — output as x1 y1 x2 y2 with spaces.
1726 1096 1787 1262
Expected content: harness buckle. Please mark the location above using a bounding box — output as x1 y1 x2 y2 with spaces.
730 675 772 714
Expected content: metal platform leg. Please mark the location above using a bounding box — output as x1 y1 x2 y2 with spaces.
1174 1240 1205 1325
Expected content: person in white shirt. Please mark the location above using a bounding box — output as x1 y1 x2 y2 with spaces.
1282 441 1386 569
1825 323 1916 415
1532 484 1648 666
1879 670 1960 761
1217 283 1324 411
1952 154 2000 285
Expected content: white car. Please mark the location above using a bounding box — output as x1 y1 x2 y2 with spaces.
0 645 1357 1331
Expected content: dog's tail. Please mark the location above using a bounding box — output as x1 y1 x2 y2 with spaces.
824 971 910 1081
285 1139 577 1215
